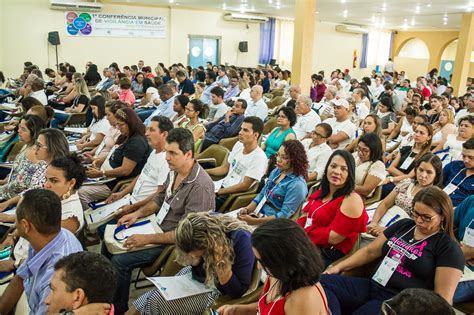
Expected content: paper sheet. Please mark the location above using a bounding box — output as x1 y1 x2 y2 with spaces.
0 103 16 110
213 179 224 193
224 209 240 219
121 222 156 238
89 197 130 223
64 127 87 134
147 273 214 301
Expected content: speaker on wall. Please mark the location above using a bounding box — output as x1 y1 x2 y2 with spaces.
48 31 61 45
238 41 248 53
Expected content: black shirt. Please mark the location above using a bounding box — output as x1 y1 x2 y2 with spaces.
379 219 464 292
397 146 418 174
179 78 195 95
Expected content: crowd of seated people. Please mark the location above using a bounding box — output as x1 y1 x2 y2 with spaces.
0 59 472 315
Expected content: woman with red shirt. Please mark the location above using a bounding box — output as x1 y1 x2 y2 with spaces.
297 150 368 267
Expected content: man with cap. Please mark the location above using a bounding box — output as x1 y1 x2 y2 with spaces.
323 97 356 150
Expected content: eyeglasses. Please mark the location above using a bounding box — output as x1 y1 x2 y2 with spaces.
311 130 326 138
357 145 370 154
185 107 195 112
275 153 289 161
410 209 438 223
33 142 47 150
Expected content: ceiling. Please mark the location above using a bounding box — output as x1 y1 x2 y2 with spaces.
108 0 473 30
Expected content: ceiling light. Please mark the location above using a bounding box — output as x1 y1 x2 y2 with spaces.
341 0 346 3
415 5 420 13
169 0 174 3
276 4 281 9
381 3 387 11
268 0 273 3
403 23 408 30
343 9 348 17
443 21 448 25
240 6 245 13
426 3 431 7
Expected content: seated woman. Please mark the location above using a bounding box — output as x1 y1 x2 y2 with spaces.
131 72 144 98
82 100 124 163
218 219 329 315
297 150 368 267
384 122 433 195
0 154 86 273
78 108 151 209
322 186 464 314
0 115 45 195
353 133 386 199
0 128 70 230
432 115 473 161
117 77 136 106
128 212 255 315
386 106 418 145
261 107 297 159
51 77 90 128
377 97 397 136
183 99 207 151
431 109 457 150
367 153 442 237
238 140 308 225
171 95 190 128
76 95 111 151
346 114 385 153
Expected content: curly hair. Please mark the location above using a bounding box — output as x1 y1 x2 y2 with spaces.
282 140 308 179
175 213 252 287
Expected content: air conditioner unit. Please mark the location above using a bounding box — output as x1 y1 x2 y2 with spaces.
223 13 268 23
336 25 369 34
50 0 103 12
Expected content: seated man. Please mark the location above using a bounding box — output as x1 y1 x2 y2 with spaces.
0 189 83 315
45 252 117 314
269 85 301 114
143 84 176 125
313 85 336 120
207 86 228 123
207 116 268 210
244 85 268 121
102 128 215 314
200 99 247 151
323 98 356 150
293 95 321 140
104 116 173 215
223 76 240 102
443 138 474 207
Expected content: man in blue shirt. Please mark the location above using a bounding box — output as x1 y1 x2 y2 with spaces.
443 138 474 207
176 70 195 97
200 71 218 105
0 189 82 315
144 84 176 126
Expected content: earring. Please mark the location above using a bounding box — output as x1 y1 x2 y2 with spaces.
63 189 72 200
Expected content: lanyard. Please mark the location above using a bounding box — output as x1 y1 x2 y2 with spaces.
387 225 438 259
308 200 330 221
447 167 468 187
113 220 151 241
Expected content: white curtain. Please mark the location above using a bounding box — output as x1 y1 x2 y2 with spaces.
367 30 392 67
273 18 294 68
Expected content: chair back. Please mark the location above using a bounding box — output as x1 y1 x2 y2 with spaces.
196 145 229 168
218 136 239 151
262 118 278 135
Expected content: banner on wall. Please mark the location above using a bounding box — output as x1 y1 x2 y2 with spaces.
65 12 166 38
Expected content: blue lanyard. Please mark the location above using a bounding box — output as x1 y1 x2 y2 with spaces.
114 220 151 241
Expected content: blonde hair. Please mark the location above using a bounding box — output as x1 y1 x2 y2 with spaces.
238 78 250 91
175 212 252 286
74 77 90 99
441 109 455 125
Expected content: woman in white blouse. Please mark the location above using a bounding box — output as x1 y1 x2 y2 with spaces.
76 95 111 151
431 109 457 150
433 115 473 162
353 132 386 198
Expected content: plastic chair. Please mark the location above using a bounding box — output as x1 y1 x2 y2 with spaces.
266 96 286 110
61 112 86 128
218 136 239 151
226 193 258 212
111 178 135 193
364 186 383 206
196 144 229 169
218 181 259 213
262 118 278 135
133 245 179 289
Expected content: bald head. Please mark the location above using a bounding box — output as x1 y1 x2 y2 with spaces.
250 85 263 102
289 85 301 100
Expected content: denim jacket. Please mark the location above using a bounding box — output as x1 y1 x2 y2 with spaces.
252 168 307 218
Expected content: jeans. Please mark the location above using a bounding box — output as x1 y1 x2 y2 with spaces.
320 274 397 315
51 112 70 128
381 182 396 200
135 108 155 122
454 280 474 303
102 243 165 314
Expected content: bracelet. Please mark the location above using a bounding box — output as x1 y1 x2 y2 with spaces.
102 170 106 177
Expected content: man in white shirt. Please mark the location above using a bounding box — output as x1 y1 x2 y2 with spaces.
244 85 268 121
269 85 301 115
293 95 321 140
301 122 333 181
207 116 268 210
207 86 228 123
313 85 336 120
105 116 172 215
323 98 356 150
29 78 47 105
371 76 385 101
455 95 474 126
384 58 395 74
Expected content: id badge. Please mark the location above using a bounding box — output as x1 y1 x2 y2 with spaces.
443 183 457 195
399 156 414 170
372 255 400 286
156 202 170 225
133 177 144 196
254 196 267 215
463 223 474 247
304 218 313 229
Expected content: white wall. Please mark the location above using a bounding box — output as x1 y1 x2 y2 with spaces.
0 0 260 78
398 38 430 59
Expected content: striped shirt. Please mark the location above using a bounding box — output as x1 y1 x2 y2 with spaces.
16 228 83 314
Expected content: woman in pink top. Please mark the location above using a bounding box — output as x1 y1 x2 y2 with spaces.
118 77 136 107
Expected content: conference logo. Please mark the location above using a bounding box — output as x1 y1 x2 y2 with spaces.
66 12 93 36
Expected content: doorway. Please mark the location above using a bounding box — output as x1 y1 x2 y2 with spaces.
188 35 221 68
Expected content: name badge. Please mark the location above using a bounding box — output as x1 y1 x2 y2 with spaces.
304 218 313 229
372 255 400 286
254 196 267 215
399 156 414 170
156 202 170 225
443 183 458 195
463 221 474 247
133 177 144 196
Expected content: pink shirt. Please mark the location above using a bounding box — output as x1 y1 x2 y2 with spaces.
119 89 136 106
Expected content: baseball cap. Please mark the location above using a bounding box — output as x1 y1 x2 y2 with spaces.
331 97 349 109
